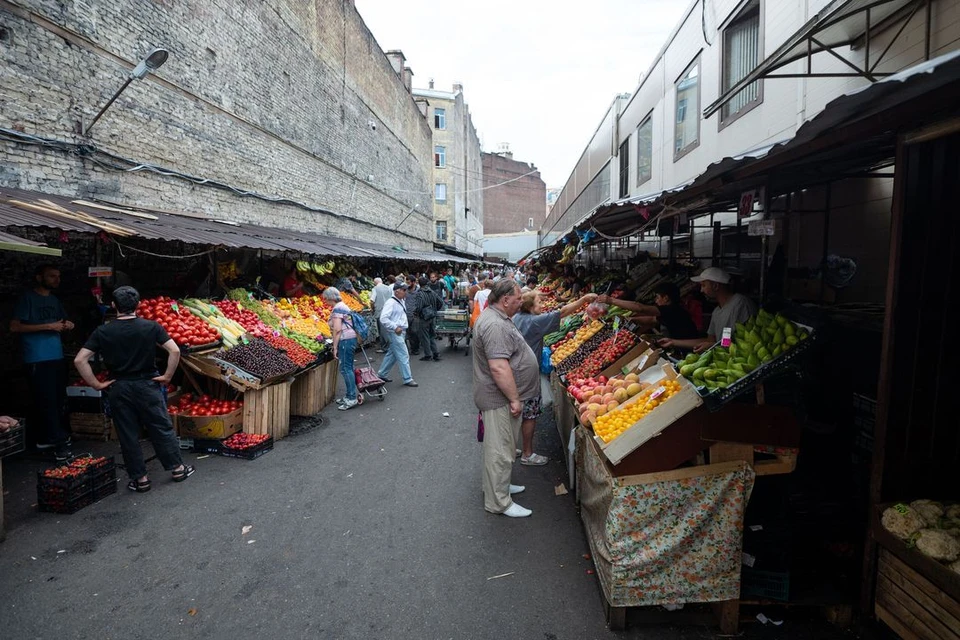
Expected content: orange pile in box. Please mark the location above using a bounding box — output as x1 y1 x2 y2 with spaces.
270 299 332 338
340 291 365 312
593 379 683 443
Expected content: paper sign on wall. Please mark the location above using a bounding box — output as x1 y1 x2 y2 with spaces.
748 220 776 236
88 266 113 277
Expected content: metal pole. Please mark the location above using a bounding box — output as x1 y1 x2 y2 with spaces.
84 77 134 136
759 182 771 302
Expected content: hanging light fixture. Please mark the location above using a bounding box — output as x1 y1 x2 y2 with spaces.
84 48 170 136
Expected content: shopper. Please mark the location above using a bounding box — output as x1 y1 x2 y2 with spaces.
405 275 421 356
598 282 699 339
470 276 494 328
10 264 73 460
659 267 757 352
416 276 443 362
513 290 597 465
443 268 458 300
472 279 540 518
73 286 193 492
371 277 394 353
325 287 360 411
378 282 418 387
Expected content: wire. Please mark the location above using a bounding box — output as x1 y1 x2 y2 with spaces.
110 237 217 260
373 165 543 196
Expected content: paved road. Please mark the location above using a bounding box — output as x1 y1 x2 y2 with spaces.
0 347 854 639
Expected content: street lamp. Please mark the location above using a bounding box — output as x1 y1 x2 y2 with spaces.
84 48 169 136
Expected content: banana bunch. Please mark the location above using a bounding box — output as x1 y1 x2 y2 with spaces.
296 260 337 276
181 298 249 349
217 260 239 283
557 244 577 264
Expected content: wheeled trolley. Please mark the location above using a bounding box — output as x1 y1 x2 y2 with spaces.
435 308 470 354
353 340 387 403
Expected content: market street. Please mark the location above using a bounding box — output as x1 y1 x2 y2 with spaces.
1 349 848 640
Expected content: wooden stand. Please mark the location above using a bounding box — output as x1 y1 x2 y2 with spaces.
290 365 329 416
243 380 292 440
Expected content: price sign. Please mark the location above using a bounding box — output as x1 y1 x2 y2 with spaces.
748 220 776 236
88 266 113 278
738 190 755 218
650 385 667 400
894 503 909 515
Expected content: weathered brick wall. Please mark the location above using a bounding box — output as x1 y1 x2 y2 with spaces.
0 0 434 248
481 153 546 235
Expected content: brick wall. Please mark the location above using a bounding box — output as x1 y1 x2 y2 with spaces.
0 0 435 249
481 152 546 235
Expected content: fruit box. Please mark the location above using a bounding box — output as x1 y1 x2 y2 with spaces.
598 339 660 380
594 363 703 466
175 408 243 439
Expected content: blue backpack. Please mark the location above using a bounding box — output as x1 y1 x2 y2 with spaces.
347 311 369 341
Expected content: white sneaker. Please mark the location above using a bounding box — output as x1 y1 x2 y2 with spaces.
509 484 525 495
502 502 532 518
338 399 358 411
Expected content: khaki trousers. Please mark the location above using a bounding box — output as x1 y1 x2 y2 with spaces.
481 403 522 513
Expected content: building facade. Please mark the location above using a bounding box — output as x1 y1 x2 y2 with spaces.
481 146 547 235
543 0 960 303
0 0 435 249
412 82 484 257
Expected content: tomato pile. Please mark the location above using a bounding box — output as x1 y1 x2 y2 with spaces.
168 393 242 417
42 456 111 479
211 300 271 337
222 432 270 450
263 333 315 367
139 296 221 347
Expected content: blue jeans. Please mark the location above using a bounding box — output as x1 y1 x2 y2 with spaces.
378 329 413 383
338 337 358 401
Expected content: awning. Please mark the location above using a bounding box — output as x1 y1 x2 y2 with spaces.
0 186 461 263
704 0 923 118
0 230 62 256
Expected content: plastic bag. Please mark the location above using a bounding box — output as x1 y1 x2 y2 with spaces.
584 302 608 320
540 346 553 374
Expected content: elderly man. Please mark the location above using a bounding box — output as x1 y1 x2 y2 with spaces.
377 282 418 387
472 279 540 518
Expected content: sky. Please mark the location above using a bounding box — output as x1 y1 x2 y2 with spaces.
355 0 691 189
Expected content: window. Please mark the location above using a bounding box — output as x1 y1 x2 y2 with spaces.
618 139 630 198
721 0 762 125
434 145 446 168
674 57 700 160
636 115 653 186
528 217 535 229
434 108 446 130
435 183 447 203
435 221 447 241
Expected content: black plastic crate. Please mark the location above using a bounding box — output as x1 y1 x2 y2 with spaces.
219 436 273 460
192 439 223 455
37 456 116 492
0 418 26 458
38 490 96 514
741 567 790 602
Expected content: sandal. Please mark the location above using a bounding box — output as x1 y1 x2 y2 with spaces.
172 464 195 482
127 478 151 493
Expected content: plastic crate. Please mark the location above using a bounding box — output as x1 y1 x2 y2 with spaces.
219 436 273 460
191 438 223 455
741 567 791 602
38 478 117 514
0 419 26 458
37 456 116 492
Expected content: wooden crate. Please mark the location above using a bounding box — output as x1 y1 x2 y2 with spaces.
876 547 960 640
69 412 112 442
242 380 292 441
320 359 338 407
290 366 325 416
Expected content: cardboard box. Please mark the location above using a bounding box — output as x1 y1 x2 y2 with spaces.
598 339 660 380
594 363 703 465
176 408 243 439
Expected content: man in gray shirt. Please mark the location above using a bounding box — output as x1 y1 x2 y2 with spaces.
659 267 757 353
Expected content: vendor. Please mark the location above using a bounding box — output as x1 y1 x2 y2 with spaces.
597 282 698 340
10 264 73 460
282 266 306 298
658 267 757 352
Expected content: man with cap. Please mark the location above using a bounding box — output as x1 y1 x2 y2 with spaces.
377 282 418 387
659 267 757 352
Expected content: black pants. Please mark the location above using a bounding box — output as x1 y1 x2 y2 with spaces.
27 359 69 448
407 317 421 353
108 379 182 479
418 318 439 358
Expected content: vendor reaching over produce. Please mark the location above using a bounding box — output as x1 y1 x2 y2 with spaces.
597 282 698 340
73 286 194 493
282 266 306 298
659 268 756 352
513 290 597 466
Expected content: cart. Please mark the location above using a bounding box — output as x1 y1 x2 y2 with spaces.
352 340 387 403
436 308 471 354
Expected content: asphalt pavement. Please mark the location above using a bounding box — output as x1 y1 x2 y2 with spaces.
0 345 858 639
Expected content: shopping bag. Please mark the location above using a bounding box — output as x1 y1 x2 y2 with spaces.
540 346 553 375
540 373 554 409
476 411 484 442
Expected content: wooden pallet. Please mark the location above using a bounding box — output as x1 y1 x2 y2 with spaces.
69 412 112 442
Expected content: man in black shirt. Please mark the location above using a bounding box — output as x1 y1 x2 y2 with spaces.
74 286 194 493
598 282 699 340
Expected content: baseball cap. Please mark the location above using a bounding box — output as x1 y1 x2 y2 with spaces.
690 267 731 284
393 282 409 291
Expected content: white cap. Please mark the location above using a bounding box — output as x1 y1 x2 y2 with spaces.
690 267 731 284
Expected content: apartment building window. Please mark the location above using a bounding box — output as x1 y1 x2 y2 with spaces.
721 0 763 126
436 221 448 241
434 108 446 130
636 115 653 186
674 57 700 160
435 183 447 203
618 139 630 198
434 146 446 168
528 217 535 229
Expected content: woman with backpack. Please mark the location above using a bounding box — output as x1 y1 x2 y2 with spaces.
324 287 360 411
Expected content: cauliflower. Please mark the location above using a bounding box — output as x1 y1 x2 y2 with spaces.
910 499 944 526
915 529 960 562
946 504 960 520
950 559 960 575
882 505 927 540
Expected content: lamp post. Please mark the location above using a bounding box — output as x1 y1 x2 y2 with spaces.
84 48 169 136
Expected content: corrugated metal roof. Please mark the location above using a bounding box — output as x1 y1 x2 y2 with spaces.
0 229 62 256
0 186 469 262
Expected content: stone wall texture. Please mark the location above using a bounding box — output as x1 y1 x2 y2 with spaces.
0 0 435 248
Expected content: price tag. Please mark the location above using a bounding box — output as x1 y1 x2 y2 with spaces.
236 302 243 312
894 503 909 515
742 552 756 568
241 335 250 345
171 302 180 314
721 327 732 348
749 524 764 532
649 385 667 400
612 316 621 332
